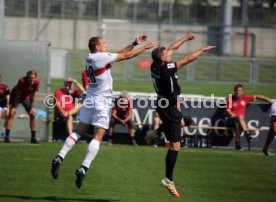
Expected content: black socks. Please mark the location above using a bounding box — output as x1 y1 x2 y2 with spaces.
165 149 178 181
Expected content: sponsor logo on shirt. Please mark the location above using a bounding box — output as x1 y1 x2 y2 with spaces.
167 63 175 69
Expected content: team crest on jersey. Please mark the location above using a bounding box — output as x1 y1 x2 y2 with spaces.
241 100 245 106
167 63 175 69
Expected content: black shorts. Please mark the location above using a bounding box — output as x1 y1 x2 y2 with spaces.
225 117 239 128
110 117 134 129
156 105 183 142
0 100 7 108
10 96 32 112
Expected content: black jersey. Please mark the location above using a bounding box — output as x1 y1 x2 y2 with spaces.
151 61 180 105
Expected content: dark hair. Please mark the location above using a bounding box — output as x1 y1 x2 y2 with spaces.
234 84 243 91
26 70 37 78
151 46 165 63
88 36 102 52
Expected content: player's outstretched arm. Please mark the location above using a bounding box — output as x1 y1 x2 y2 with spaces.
166 33 195 58
255 95 272 104
116 35 147 61
127 41 159 59
176 45 216 69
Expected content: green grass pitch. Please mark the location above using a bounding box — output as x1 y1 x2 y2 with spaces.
0 142 275 202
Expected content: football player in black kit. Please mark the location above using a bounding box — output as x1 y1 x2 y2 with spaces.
151 32 215 198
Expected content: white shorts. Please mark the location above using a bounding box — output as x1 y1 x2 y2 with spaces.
78 96 113 129
0 107 7 119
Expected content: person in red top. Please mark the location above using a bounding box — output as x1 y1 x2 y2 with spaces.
108 91 137 145
81 70 89 91
0 75 10 138
0 75 10 119
54 77 85 135
225 84 272 150
5 70 39 143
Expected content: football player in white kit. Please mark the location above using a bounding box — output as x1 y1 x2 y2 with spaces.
51 35 158 188
263 102 276 173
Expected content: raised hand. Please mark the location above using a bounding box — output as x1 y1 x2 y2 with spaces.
135 35 147 44
201 45 216 52
186 32 195 40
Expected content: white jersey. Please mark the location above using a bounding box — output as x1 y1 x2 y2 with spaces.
85 52 117 97
271 102 276 116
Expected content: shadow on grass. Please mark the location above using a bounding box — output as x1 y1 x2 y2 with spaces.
0 194 119 202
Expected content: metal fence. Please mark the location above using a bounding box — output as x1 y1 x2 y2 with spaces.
64 17 276 85
4 0 276 27
66 51 276 86
2 0 276 85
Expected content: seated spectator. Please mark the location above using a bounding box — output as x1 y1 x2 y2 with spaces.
225 84 272 150
108 91 137 145
0 74 10 137
54 77 85 134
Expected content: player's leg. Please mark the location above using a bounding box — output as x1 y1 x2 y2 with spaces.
28 107 37 143
127 119 137 145
152 112 162 147
225 117 241 149
80 127 105 168
161 140 181 198
51 106 91 180
108 117 116 144
274 151 276 175
0 107 5 119
66 115 73 134
0 107 7 137
51 121 90 179
5 106 17 143
67 105 83 135
145 112 160 146
237 115 252 142
75 126 105 188
75 96 112 188
233 118 242 150
165 141 181 181
263 117 276 155
21 100 38 143
271 120 276 173
158 107 182 198
68 103 83 115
